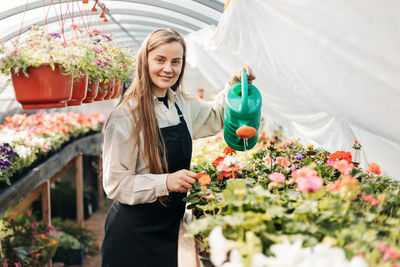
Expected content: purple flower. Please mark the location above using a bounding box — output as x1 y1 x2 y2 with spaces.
95 39 101 43
294 153 305 161
48 33 61 38
102 34 112 41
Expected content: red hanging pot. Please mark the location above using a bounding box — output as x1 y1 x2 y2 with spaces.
68 75 88 106
11 63 73 109
94 81 107 101
83 79 99 103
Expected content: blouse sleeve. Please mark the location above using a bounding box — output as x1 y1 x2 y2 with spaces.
102 108 169 205
189 83 230 139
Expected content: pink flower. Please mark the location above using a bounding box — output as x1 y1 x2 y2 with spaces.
293 167 323 192
26 208 32 217
291 167 318 180
263 156 272 165
269 172 286 183
334 160 354 175
3 259 8 267
15 262 22 267
326 160 335 166
274 156 291 167
296 176 323 192
361 194 379 206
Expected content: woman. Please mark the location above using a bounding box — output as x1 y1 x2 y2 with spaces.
101 28 255 267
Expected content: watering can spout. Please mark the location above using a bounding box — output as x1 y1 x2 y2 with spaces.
236 126 257 139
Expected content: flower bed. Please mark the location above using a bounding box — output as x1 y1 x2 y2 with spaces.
186 131 400 267
0 112 105 187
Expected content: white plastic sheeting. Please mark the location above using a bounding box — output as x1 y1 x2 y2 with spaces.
186 0 400 179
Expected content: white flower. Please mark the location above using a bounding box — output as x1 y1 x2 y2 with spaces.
209 226 231 267
223 156 240 167
250 239 369 267
13 145 32 158
222 249 243 267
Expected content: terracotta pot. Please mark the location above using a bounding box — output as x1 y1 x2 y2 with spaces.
68 75 88 106
116 81 124 98
103 79 116 100
94 81 107 101
83 79 99 103
11 63 73 109
111 80 120 99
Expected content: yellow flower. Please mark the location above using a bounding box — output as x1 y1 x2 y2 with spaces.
307 144 314 149
45 239 57 247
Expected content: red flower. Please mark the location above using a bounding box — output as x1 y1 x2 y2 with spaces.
212 156 225 167
328 151 352 163
223 146 236 156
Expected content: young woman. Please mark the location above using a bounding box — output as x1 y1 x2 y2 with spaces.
101 28 255 267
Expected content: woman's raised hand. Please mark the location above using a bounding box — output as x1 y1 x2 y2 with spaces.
228 65 256 85
166 169 197 193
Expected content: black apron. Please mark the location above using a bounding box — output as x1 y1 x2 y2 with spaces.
101 103 192 267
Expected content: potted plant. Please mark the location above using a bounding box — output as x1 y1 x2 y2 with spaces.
0 26 82 109
52 232 84 266
0 210 59 266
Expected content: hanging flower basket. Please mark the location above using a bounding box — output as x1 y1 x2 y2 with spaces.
94 81 108 101
104 78 116 100
83 79 99 103
112 80 122 99
11 64 73 109
68 74 88 106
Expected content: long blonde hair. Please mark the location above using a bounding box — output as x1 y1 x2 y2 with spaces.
119 28 187 174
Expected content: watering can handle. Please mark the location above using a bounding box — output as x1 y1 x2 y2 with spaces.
241 69 248 113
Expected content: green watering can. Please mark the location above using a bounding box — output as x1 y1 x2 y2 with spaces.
224 70 262 151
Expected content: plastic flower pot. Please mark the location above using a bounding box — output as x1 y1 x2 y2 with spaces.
103 78 116 100
68 75 88 106
83 79 99 103
11 63 73 109
94 81 108 101
111 79 120 99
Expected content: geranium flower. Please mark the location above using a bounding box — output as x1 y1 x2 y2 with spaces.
361 194 379 206
274 156 291 167
328 151 352 163
269 172 286 183
223 146 236 156
296 175 324 192
334 160 354 175
366 162 381 175
196 173 211 186
212 156 225 167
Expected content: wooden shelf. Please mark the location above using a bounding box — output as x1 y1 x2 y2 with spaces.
0 133 103 217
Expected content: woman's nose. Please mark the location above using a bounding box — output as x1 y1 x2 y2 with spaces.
163 62 173 73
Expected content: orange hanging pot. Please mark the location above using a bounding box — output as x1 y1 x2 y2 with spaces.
11 63 73 109
94 81 107 101
83 79 99 103
68 74 88 106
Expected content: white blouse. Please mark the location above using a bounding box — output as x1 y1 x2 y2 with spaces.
102 86 227 205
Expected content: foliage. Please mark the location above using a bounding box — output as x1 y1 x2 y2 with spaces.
51 217 98 256
0 210 58 267
186 131 400 267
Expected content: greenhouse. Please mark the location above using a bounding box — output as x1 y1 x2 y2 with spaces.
0 0 399 266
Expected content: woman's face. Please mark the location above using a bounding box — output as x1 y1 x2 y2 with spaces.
147 41 184 95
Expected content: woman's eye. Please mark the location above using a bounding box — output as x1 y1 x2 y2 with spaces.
172 60 180 65
156 58 164 62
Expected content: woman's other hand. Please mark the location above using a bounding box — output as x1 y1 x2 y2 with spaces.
166 170 197 193
228 65 256 86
